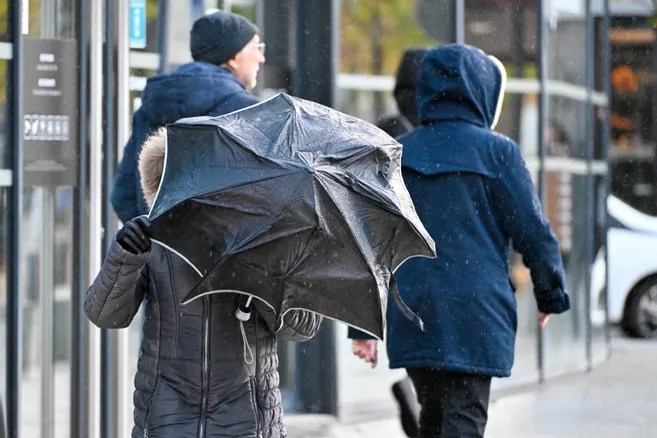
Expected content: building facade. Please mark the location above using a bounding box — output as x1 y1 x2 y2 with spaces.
0 0 613 437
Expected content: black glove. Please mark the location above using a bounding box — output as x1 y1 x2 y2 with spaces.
116 216 152 254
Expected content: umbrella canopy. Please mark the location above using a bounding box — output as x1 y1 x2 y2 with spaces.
147 93 436 340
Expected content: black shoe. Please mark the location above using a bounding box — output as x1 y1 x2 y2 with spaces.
392 378 419 438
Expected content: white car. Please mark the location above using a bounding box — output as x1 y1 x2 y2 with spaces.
590 196 657 338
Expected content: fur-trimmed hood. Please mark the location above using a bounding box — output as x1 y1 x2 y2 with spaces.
138 127 167 208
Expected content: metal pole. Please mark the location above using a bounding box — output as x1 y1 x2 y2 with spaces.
40 4 56 437
101 0 117 437
292 0 339 415
191 0 206 23
455 0 465 44
7 0 24 436
115 0 132 435
601 0 612 356
157 0 169 74
71 0 90 435
39 192 55 438
259 0 293 93
537 0 549 383
584 0 595 372
88 0 105 436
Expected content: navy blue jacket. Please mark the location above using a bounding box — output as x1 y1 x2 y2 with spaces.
111 62 259 223
349 44 570 377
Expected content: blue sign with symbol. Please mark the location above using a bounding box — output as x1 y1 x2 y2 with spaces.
129 0 147 49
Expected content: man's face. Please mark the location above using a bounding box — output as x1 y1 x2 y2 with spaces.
229 35 266 89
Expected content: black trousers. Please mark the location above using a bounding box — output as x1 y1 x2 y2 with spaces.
406 368 492 438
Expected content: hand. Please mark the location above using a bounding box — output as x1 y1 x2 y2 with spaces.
116 216 152 254
351 339 378 368
539 312 551 328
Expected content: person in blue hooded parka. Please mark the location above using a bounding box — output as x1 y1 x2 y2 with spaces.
350 44 571 438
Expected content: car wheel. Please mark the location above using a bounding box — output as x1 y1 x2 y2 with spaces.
623 277 657 338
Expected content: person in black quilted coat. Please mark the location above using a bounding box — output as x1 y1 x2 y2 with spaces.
85 129 323 438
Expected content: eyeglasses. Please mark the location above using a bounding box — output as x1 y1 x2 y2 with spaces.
247 42 266 55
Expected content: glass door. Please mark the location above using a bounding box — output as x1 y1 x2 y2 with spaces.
19 0 80 436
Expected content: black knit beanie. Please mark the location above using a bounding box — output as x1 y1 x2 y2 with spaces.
190 11 259 66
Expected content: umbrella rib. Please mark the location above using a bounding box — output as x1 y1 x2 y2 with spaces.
316 168 405 217
223 119 309 169
277 307 383 341
318 169 435 266
313 176 381 281
190 169 299 204
347 121 399 152
284 226 326 277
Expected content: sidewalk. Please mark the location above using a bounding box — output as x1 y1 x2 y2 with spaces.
285 337 657 437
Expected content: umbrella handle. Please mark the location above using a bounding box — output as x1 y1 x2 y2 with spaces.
235 295 255 365
235 296 254 322
235 305 251 322
390 277 425 332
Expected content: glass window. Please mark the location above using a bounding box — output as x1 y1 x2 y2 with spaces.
542 97 591 376
609 20 656 215
547 15 587 85
337 88 397 125
548 95 589 160
23 0 77 39
543 172 590 376
0 187 6 425
465 0 538 79
0 2 9 42
205 0 257 21
340 0 434 76
229 2 257 22
495 92 539 156
129 67 157 115
0 59 7 168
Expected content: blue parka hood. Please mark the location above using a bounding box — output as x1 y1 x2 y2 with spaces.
140 62 250 125
417 44 507 129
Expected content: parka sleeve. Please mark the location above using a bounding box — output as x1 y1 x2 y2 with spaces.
84 240 149 329
488 140 571 314
253 301 323 343
276 310 323 343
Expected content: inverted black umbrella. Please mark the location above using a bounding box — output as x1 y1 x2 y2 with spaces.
147 93 436 340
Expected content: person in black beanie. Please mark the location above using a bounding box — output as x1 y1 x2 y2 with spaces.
190 11 264 89
111 10 265 224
